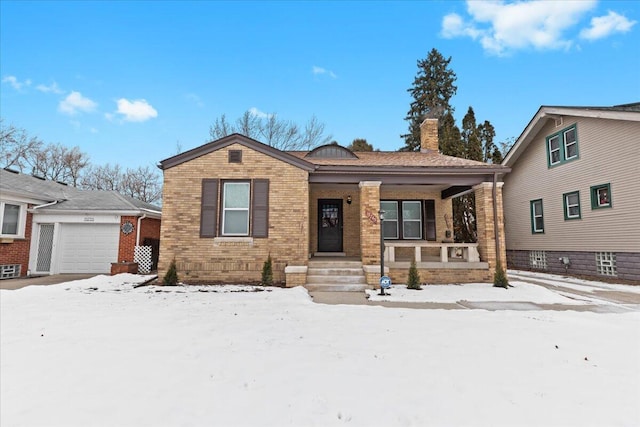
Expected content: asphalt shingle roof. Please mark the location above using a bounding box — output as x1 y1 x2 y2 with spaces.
0 169 161 212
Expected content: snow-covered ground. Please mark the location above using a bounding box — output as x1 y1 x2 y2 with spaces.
1 273 639 427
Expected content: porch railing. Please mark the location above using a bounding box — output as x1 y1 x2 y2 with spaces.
384 241 480 263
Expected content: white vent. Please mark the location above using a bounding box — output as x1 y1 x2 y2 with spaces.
554 116 563 127
0 264 21 279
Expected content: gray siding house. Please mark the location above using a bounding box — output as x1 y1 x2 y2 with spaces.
502 103 640 283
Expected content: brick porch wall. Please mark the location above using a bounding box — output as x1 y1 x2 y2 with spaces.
359 181 381 266
0 209 33 277
390 267 492 285
474 182 506 277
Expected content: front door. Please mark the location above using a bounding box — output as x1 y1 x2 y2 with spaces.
318 199 343 252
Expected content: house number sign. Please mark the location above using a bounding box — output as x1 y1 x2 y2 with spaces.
364 209 378 224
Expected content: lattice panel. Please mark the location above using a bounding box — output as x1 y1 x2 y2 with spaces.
134 246 153 274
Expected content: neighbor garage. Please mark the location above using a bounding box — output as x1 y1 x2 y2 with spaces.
58 223 120 273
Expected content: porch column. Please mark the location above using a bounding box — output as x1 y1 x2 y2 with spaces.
473 182 506 274
358 181 381 266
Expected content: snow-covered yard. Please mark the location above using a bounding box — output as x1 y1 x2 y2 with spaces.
1 274 639 427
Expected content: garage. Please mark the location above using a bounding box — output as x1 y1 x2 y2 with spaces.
58 223 119 273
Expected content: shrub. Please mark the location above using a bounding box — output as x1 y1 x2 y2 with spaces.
261 254 273 286
493 261 509 288
407 259 421 290
163 259 179 286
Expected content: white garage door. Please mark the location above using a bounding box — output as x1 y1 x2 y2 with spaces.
58 223 120 273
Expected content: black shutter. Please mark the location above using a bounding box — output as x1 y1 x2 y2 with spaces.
425 200 436 241
200 179 218 237
252 179 269 238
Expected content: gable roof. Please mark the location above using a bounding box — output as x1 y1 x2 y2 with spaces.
503 103 640 167
159 133 316 171
0 168 161 215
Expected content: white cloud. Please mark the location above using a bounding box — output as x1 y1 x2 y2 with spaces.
2 75 32 90
58 91 98 115
441 0 599 55
115 98 158 122
185 93 204 107
248 107 272 119
312 65 337 79
36 82 64 94
580 11 636 40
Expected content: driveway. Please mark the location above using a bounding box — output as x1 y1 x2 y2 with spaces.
0 274 97 290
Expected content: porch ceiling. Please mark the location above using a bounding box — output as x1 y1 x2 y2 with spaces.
308 171 498 186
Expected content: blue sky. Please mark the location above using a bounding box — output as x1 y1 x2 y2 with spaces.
1 1 638 169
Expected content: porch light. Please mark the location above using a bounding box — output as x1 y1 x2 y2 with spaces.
378 209 385 221
346 195 352 205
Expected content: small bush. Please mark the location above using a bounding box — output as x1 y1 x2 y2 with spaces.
493 261 509 288
261 254 273 286
407 259 421 290
163 259 179 286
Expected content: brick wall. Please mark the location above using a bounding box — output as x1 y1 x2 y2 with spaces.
474 182 506 276
390 267 492 285
359 181 381 267
309 186 360 256
0 210 33 276
118 216 162 263
159 143 310 284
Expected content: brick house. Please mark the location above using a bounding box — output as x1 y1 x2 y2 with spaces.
502 103 640 282
158 119 510 289
0 169 161 278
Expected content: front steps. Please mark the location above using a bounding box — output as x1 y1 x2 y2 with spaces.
305 259 368 292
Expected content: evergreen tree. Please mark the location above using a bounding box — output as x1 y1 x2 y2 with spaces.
478 120 501 164
493 261 509 288
407 259 422 290
261 254 273 286
439 112 463 157
462 107 483 161
401 49 457 151
163 259 178 286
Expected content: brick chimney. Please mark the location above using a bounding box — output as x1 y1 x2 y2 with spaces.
419 118 439 152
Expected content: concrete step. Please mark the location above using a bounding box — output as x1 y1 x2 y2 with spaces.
306 275 367 284
307 268 364 276
304 283 369 292
307 261 363 269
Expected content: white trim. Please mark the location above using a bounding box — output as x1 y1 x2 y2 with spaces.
0 200 28 239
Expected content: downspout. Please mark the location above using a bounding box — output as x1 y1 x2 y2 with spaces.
492 172 501 267
31 200 60 210
136 213 147 246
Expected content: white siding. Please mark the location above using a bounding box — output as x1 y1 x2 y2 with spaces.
503 116 640 252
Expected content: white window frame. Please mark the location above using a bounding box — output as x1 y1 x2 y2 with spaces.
563 191 581 220
548 135 561 165
380 201 399 240
221 182 250 236
563 127 578 161
530 199 544 234
402 201 422 240
0 200 27 239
